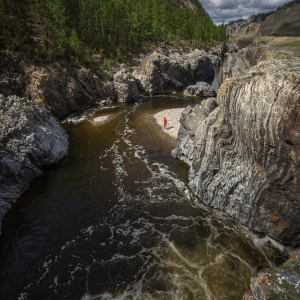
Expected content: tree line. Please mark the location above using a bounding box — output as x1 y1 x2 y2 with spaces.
0 0 227 63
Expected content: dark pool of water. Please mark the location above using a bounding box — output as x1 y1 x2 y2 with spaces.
0 95 286 300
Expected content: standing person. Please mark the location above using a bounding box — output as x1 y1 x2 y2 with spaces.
163 117 167 130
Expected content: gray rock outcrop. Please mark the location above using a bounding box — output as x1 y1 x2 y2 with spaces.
0 95 69 233
183 82 216 97
25 64 116 118
174 58 300 247
0 52 116 119
133 48 215 95
227 14 262 37
113 64 141 103
219 50 250 84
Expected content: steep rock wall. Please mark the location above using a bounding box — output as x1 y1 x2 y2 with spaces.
0 95 69 233
0 52 115 119
174 59 300 246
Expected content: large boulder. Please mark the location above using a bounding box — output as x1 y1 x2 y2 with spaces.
183 82 216 97
0 95 69 233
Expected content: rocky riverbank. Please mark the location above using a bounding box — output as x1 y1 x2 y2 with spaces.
0 95 68 233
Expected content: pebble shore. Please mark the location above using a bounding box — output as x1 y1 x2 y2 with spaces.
153 108 185 139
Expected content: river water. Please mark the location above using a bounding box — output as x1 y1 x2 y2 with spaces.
0 82 286 300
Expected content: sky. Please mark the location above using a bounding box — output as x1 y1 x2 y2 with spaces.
200 0 290 24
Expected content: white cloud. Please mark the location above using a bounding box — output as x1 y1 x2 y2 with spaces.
200 0 289 23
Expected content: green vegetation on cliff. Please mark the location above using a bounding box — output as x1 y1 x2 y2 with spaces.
0 0 227 63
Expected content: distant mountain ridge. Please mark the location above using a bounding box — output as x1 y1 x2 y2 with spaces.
227 0 300 37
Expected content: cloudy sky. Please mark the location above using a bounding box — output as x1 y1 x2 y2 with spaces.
200 0 290 24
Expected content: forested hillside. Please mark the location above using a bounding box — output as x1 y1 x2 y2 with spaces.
0 0 227 63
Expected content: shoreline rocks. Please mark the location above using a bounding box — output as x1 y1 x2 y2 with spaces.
0 95 68 234
183 82 216 97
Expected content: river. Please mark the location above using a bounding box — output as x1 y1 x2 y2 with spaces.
0 81 286 300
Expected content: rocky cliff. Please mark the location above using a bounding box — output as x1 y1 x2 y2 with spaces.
0 95 68 233
174 54 300 247
0 52 115 119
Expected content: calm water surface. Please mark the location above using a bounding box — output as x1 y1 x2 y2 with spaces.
0 95 286 300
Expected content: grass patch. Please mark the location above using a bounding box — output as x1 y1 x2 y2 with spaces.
272 39 300 58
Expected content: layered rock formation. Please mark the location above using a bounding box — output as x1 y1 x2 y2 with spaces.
174 57 300 246
0 95 68 233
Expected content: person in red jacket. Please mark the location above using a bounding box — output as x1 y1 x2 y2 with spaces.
163 117 167 129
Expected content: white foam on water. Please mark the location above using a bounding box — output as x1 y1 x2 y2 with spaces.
18 293 28 300
61 106 117 124
17 103 288 300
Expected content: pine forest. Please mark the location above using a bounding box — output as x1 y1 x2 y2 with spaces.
0 0 227 63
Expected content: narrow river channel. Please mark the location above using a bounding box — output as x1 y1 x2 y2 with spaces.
0 89 286 299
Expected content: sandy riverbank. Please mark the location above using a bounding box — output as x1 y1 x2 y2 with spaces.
153 108 185 139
